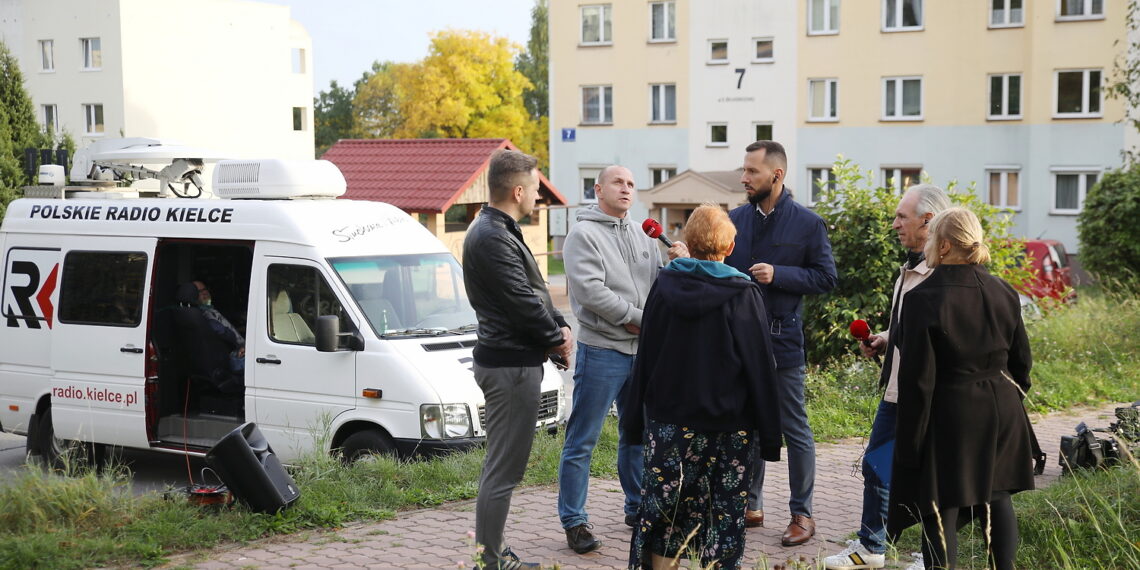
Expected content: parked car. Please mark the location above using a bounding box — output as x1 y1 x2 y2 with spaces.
1020 239 1075 301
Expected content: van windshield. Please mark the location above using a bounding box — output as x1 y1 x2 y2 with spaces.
330 253 477 337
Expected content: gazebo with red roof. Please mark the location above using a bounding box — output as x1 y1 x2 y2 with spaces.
322 138 566 277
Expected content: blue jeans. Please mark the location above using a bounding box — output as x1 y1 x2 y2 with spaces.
558 342 643 528
858 399 897 554
749 365 815 516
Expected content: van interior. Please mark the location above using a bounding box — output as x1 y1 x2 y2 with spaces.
148 239 252 450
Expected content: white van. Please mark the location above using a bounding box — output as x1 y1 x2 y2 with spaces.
0 158 564 465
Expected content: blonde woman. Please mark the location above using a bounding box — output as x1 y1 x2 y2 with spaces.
621 204 781 569
887 207 1037 570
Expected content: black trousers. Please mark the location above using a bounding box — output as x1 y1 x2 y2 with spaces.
920 492 1018 570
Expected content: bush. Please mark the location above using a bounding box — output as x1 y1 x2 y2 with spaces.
1078 165 1140 287
803 158 1033 364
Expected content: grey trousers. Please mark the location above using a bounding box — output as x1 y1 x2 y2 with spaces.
473 363 543 565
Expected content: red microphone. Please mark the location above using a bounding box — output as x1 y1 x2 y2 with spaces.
641 218 674 247
850 319 882 364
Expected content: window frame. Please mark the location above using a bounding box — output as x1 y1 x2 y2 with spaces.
649 83 677 124
990 0 1025 28
808 0 840 35
1054 68 1102 118
57 250 148 327
753 122 774 141
883 0 924 32
291 47 305 74
648 1 676 42
881 166 923 194
579 167 603 203
292 106 306 131
80 37 102 70
580 85 614 125
988 73 1023 120
83 103 104 135
985 167 1022 211
1050 167 1101 214
707 39 729 64
580 4 613 46
808 78 839 122
1056 0 1104 21
882 76 924 121
807 166 838 205
752 37 774 63
650 166 677 186
39 39 54 72
43 104 58 133
707 122 729 147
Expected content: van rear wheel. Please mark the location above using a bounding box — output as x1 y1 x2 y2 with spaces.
338 429 396 463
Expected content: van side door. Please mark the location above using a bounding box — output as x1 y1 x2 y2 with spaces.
248 257 359 461
50 237 156 448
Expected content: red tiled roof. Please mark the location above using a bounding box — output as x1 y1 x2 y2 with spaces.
322 138 565 212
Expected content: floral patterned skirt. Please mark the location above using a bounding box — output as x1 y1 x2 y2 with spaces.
628 418 754 569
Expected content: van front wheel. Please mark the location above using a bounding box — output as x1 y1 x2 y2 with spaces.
338 429 396 463
34 406 103 471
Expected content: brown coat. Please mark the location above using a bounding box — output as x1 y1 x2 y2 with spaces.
887 264 1037 537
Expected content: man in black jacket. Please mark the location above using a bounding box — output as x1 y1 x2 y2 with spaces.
463 149 573 570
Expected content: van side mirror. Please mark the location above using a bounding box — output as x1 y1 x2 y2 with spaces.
316 315 363 352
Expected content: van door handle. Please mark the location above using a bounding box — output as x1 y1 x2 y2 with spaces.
256 357 281 365
120 346 144 354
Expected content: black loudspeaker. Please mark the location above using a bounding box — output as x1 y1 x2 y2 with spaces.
205 422 300 514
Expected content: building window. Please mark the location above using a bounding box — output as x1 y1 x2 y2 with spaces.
708 123 728 146
581 85 613 124
651 167 677 186
39 40 54 71
809 0 840 34
989 73 1022 119
1057 0 1104 19
580 170 599 203
883 77 922 120
581 4 612 45
882 166 922 194
43 104 58 132
649 2 676 42
754 122 773 141
292 107 305 131
808 78 839 121
986 169 1021 209
991 0 1025 27
884 0 923 30
808 167 837 204
650 84 676 123
1055 69 1101 117
291 48 305 74
81 37 102 70
1052 169 1099 213
708 40 728 64
753 38 774 63
84 104 104 135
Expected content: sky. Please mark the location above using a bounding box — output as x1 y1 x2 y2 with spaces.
261 0 538 93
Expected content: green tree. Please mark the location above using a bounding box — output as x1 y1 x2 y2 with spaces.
314 80 356 157
803 158 1033 364
1107 0 1140 163
516 0 548 120
351 61 410 139
0 39 46 218
1077 165 1140 286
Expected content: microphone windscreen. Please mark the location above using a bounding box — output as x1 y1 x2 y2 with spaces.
642 218 664 239
849 319 871 340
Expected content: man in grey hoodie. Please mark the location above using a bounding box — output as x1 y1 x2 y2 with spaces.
557 165 680 555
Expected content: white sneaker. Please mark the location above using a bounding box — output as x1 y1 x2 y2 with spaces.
903 552 925 570
823 539 886 569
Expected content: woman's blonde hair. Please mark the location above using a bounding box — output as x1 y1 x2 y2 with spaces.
924 207 991 266
683 203 736 260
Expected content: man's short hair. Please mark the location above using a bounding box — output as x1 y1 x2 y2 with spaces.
906 183 951 217
488 149 538 203
744 140 787 170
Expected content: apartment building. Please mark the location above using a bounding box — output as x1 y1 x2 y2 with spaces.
797 0 1128 252
0 0 314 161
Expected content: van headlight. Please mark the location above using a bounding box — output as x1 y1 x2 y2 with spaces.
420 404 472 439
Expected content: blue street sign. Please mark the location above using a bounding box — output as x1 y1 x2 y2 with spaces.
561 128 576 142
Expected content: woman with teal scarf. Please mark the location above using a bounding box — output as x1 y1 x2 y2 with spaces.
622 204 782 569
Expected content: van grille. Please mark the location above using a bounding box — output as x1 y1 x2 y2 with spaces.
215 161 261 184
478 389 559 430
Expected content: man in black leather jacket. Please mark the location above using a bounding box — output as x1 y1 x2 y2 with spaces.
463 148 572 569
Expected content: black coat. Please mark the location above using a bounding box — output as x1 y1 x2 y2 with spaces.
620 267 783 461
888 264 1036 537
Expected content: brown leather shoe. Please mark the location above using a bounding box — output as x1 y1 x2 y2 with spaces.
781 514 815 546
744 509 764 528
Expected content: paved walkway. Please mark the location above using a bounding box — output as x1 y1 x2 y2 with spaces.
164 278 1125 568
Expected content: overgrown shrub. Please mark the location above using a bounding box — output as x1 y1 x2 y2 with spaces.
803 158 1033 364
1078 164 1140 287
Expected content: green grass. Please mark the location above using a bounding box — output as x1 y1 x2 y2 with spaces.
1 286 1137 568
